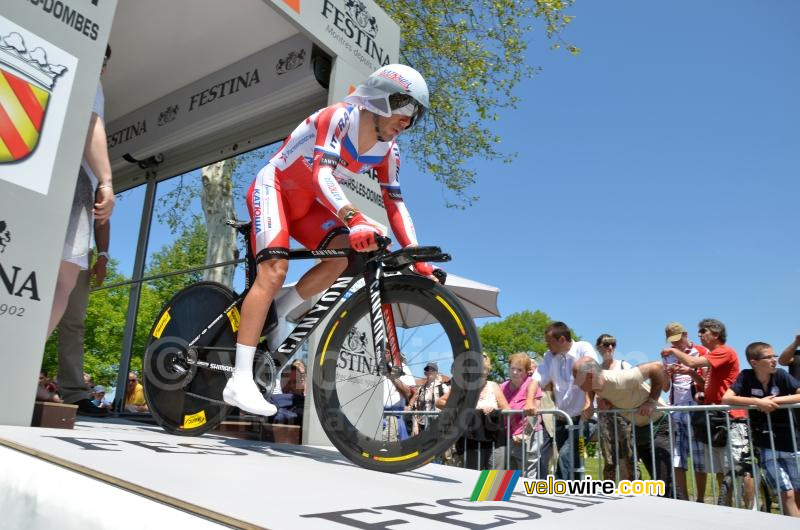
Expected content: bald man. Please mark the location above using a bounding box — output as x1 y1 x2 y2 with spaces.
573 357 673 497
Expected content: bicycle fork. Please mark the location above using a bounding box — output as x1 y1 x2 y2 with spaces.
363 260 402 377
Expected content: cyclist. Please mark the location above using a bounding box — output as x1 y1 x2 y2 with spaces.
223 64 436 416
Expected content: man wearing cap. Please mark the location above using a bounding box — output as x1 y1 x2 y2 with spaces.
661 322 709 501
661 318 754 506
90 385 110 410
409 362 449 434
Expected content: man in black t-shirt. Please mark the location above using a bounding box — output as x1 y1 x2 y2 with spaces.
723 341 800 517
778 333 800 381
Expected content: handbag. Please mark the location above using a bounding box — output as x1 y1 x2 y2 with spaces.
690 410 728 447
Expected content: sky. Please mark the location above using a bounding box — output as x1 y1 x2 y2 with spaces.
395 0 800 367
107 1 800 371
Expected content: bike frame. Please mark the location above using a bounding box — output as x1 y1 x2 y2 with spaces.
179 246 403 383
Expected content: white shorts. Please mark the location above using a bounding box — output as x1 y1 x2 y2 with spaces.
62 168 95 270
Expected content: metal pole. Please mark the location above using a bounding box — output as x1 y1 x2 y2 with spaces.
649 417 657 483
724 413 739 508
667 412 677 498
686 408 697 501
746 413 761 512
632 413 639 480
112 175 157 412
766 413 784 516
613 411 621 483
704 411 718 502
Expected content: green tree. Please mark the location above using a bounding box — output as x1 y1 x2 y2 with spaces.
378 0 578 206
479 310 554 380
131 220 210 372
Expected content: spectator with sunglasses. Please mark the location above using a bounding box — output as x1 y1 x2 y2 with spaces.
662 318 754 507
224 65 435 416
660 322 709 501
594 334 636 482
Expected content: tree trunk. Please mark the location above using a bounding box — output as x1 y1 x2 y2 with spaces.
201 160 237 287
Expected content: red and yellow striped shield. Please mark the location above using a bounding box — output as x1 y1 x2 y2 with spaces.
0 66 49 163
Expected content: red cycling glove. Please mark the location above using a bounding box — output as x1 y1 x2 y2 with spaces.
412 261 434 277
347 213 383 252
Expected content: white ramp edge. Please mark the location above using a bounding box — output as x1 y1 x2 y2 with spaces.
0 420 797 529
0 441 240 530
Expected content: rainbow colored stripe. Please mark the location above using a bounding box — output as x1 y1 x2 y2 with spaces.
470 470 521 501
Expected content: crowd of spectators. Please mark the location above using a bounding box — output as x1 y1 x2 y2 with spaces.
36 371 114 411
409 318 799 517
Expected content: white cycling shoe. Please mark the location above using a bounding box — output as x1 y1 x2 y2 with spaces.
223 375 277 417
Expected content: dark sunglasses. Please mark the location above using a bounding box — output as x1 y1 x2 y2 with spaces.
698 328 708 334
601 341 616 348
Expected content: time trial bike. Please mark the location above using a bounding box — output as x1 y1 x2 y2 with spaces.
142 219 483 473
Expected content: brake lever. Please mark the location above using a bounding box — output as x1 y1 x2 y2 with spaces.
376 235 392 250
433 268 447 285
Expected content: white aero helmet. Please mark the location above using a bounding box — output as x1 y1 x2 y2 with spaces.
345 64 429 126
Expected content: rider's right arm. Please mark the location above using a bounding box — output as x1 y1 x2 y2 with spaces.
310 105 352 216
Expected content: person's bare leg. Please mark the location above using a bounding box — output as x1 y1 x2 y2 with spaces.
47 261 81 335
695 472 707 502
742 473 754 508
268 234 349 352
223 259 288 415
675 468 688 500
295 234 350 298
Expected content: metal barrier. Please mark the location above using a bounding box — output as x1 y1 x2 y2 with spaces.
385 403 800 515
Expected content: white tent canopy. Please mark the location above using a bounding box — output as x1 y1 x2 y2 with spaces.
283 273 501 325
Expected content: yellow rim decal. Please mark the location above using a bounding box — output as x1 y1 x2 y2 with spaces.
372 451 419 462
182 410 207 429
226 307 241 332
153 309 171 339
435 295 466 336
319 320 340 366
340 310 348 318
464 339 470 349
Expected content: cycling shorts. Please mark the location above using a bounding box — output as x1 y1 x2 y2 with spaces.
247 164 347 262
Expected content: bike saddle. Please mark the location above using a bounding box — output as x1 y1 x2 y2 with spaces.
225 218 251 236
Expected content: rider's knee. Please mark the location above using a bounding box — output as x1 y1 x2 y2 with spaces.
255 259 288 287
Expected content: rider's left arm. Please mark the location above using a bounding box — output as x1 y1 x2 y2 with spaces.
376 143 418 248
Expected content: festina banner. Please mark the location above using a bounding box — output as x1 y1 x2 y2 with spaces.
267 0 399 79
0 1 117 426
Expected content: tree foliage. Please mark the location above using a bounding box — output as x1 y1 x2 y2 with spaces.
377 0 578 207
479 310 554 380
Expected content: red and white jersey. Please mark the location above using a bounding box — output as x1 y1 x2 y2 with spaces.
269 102 418 247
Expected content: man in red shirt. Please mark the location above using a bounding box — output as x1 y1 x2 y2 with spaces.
663 318 754 507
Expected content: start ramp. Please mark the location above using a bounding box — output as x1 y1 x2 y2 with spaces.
0 420 795 529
